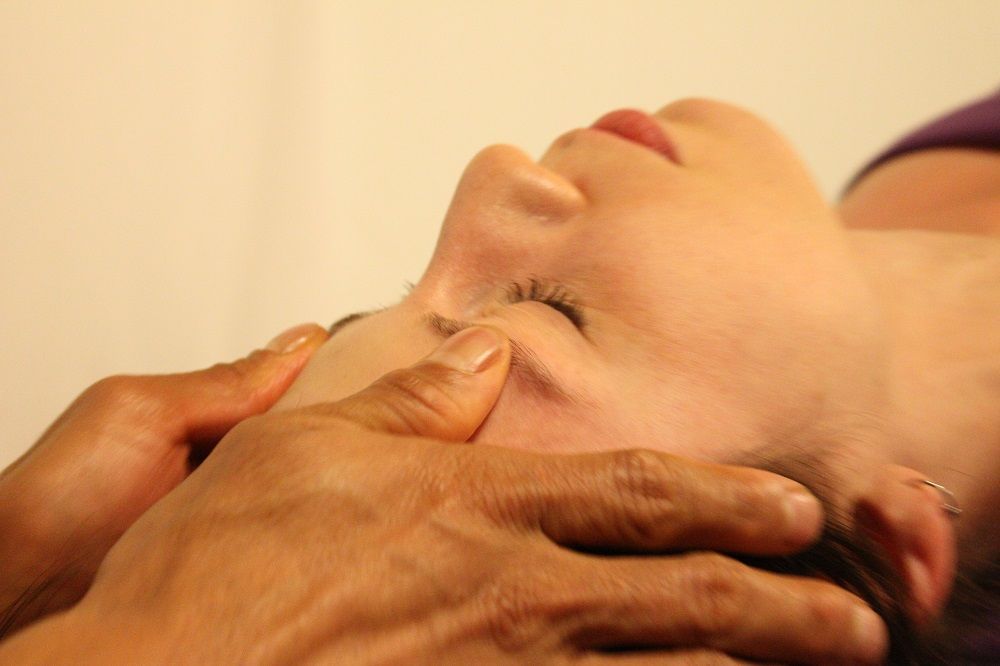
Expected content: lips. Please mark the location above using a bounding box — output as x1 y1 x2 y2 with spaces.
590 109 679 164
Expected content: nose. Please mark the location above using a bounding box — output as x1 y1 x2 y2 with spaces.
421 144 584 293
446 144 585 227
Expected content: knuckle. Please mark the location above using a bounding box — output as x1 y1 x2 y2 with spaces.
610 449 673 499
431 448 514 523
809 587 851 625
409 446 477 512
212 412 319 472
82 375 160 417
437 452 555 532
481 578 546 651
475 473 532 527
678 553 746 642
367 367 464 434
607 449 678 546
479 569 581 653
203 359 254 391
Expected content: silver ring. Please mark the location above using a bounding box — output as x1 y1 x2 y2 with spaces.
919 480 962 517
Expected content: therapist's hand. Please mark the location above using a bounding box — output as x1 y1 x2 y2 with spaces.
0 323 329 637
1 326 886 664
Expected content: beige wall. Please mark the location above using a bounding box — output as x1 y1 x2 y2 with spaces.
2 1 998 467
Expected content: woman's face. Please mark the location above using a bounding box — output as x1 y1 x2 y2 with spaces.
278 98 888 498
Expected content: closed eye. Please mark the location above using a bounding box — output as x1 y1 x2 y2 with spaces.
506 278 586 329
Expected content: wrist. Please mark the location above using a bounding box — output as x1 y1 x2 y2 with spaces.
0 604 167 664
0 477 90 637
0 478 45 632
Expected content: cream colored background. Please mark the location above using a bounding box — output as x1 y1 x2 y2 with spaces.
1 1 998 467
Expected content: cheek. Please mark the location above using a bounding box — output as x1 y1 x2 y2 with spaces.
470 385 617 454
468 371 695 458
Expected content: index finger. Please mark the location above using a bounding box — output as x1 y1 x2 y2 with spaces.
477 447 823 555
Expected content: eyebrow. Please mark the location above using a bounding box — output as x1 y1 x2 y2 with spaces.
326 309 577 402
328 310 377 337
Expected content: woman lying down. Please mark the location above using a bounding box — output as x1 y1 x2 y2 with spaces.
2 92 997 664
274 93 1000 662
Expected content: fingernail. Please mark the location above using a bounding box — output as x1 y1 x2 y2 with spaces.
428 327 504 373
781 487 824 545
266 323 317 354
851 606 888 663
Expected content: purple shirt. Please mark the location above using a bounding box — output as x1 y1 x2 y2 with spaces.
844 87 1000 194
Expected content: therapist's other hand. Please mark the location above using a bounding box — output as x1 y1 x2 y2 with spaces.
0 323 329 637
3 326 886 665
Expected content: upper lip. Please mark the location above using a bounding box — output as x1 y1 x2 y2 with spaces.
589 108 680 165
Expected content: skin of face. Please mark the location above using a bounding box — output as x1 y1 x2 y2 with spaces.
272 98 1000 658
277 98 891 503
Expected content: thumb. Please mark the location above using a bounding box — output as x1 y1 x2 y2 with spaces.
152 323 330 443
328 326 511 440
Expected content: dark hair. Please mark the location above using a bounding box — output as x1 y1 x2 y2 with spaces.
741 512 926 663
748 449 997 664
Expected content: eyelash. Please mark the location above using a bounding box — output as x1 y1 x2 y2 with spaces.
506 278 586 329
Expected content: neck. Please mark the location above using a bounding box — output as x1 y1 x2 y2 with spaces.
850 229 1000 557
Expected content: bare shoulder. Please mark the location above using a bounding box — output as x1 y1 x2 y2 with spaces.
838 148 1000 237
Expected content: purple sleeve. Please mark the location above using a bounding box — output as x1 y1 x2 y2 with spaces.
843 87 1000 194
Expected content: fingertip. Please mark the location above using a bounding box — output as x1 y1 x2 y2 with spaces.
265 323 330 355
199 324 326 417
252 325 328 392
424 325 510 375
417 325 511 437
851 605 889 664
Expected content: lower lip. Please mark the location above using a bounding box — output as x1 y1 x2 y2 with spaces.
590 109 680 164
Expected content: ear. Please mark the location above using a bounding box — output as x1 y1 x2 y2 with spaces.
854 465 958 626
